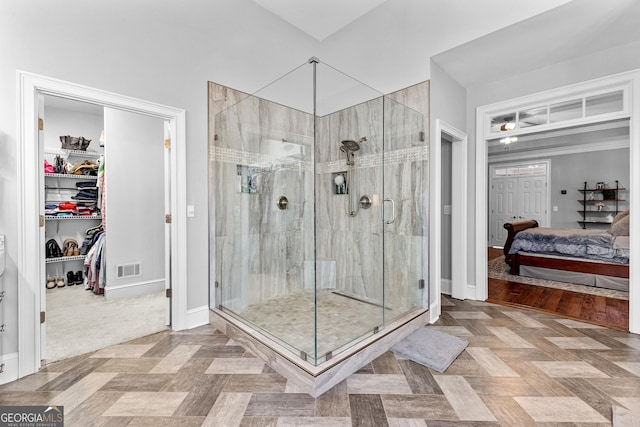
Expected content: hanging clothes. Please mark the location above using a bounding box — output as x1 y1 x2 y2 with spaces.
97 154 106 231
84 231 106 295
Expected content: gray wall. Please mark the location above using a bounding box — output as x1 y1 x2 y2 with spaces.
549 148 629 229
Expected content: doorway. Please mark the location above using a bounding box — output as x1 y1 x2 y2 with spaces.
40 96 170 362
432 120 467 304
17 71 188 379
474 70 640 333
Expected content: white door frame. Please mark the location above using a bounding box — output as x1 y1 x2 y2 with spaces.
17 71 188 378
475 69 640 332
431 120 468 313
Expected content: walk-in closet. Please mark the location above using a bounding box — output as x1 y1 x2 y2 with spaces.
41 95 169 363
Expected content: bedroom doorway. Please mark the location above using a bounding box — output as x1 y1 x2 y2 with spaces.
475 70 639 333
489 160 549 247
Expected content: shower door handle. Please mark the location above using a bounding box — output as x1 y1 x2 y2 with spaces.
384 198 396 224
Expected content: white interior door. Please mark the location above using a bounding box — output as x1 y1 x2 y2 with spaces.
37 93 46 361
489 161 549 247
519 175 547 226
490 178 517 247
163 122 172 326
103 109 169 316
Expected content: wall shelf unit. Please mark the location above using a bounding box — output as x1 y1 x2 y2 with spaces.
577 180 627 228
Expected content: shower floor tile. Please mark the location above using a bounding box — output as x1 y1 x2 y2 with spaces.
232 289 411 360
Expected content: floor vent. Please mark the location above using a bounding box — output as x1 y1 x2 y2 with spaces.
117 262 141 278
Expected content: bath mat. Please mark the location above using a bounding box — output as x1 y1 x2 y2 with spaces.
612 404 640 427
391 328 468 373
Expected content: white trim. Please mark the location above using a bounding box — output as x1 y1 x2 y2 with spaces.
0 353 19 385
433 120 468 304
16 71 188 379
186 305 210 329
629 71 640 333
488 139 629 163
475 69 640 332
104 279 166 301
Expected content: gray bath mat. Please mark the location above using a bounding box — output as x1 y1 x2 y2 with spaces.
391 328 468 373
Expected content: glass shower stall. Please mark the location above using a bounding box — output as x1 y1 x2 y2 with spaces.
208 58 428 371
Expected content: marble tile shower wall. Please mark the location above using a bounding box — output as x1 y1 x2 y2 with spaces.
209 83 314 309
209 81 429 316
315 94 427 311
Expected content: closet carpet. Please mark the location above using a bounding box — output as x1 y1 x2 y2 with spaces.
46 284 167 363
3 295 640 425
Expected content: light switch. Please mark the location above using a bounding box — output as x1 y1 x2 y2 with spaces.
553 206 558 212
443 205 452 215
187 205 195 217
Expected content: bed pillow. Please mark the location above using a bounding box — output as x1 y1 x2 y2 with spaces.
612 210 630 225
611 213 630 236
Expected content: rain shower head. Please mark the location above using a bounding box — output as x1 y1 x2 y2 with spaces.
341 139 361 152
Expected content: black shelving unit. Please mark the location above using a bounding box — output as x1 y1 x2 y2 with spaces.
577 180 625 229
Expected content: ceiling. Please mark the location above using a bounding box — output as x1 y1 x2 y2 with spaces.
250 0 388 41
433 0 640 88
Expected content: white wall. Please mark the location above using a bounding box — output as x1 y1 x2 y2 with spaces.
0 0 320 360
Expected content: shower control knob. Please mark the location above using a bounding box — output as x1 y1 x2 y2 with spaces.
359 195 372 210
277 196 288 210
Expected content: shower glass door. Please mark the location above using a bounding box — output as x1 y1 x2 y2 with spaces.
210 64 316 357
382 95 426 321
313 62 386 363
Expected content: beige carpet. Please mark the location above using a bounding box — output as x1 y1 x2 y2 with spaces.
45 284 168 363
489 255 629 300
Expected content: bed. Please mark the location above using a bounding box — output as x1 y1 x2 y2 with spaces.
502 213 630 292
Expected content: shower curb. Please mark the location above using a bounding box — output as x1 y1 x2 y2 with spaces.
209 307 429 397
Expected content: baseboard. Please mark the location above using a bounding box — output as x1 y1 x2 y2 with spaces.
104 279 165 301
186 305 209 329
0 353 18 385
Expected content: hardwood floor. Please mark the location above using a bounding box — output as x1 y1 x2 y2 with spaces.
487 247 630 331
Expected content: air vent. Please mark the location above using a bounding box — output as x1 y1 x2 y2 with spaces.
117 262 141 278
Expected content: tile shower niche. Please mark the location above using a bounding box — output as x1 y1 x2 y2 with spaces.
208 58 430 396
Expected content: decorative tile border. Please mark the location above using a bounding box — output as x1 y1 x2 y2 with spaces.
210 145 428 174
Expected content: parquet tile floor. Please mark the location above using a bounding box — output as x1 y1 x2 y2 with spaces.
2 295 640 426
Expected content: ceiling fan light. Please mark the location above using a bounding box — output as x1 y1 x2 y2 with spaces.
499 136 518 144
500 122 516 131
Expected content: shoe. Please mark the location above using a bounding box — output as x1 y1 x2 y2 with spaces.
56 271 65 288
62 239 79 257
46 276 56 289
67 271 75 285
46 239 63 258
75 271 84 285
